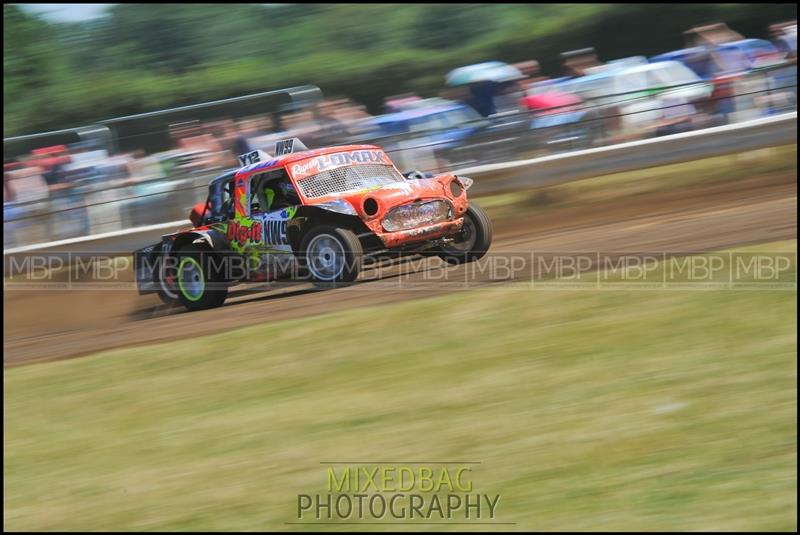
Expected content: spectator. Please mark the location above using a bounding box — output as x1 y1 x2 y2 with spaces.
384 94 422 113
173 121 230 170
6 159 52 203
652 94 697 137
512 60 549 91
308 100 349 146
466 81 498 117
3 159 51 245
30 145 72 193
561 48 602 77
233 118 267 155
212 120 245 164
4 159 22 203
493 81 525 114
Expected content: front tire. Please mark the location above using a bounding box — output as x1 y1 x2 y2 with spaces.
438 203 493 265
299 226 363 286
175 244 228 311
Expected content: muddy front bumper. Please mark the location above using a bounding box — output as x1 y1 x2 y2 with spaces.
375 218 464 249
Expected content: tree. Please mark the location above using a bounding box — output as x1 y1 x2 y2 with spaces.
3 3 797 137
4 5 61 99
411 4 497 50
102 4 206 74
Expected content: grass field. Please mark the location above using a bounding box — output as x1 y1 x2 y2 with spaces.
477 144 797 219
4 241 797 531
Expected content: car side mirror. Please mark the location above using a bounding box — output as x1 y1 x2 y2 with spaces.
189 201 207 227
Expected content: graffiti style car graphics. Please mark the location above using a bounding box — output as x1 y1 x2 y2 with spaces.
133 138 493 311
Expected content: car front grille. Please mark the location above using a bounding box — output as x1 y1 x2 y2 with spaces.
382 200 452 232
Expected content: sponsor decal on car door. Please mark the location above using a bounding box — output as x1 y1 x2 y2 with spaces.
252 206 297 276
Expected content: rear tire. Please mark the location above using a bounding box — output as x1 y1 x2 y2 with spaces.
157 287 181 308
156 258 180 308
175 244 228 311
438 202 493 265
299 226 363 287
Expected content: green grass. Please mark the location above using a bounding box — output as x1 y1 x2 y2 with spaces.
4 242 797 531
476 144 797 219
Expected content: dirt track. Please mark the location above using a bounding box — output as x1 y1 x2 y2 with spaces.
4 172 797 366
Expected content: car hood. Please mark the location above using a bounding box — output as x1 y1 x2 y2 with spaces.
308 176 454 210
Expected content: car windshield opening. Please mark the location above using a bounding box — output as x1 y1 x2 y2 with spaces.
296 164 406 198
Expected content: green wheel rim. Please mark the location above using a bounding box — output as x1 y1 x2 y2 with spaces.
178 257 205 302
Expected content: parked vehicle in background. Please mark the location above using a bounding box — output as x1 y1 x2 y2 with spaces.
556 60 714 139
357 99 531 169
652 40 786 77
770 22 797 58
715 39 796 117
650 47 723 80
363 101 485 143
773 31 797 58
651 39 795 121
716 39 788 70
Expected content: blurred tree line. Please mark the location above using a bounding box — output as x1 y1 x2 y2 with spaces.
4 3 797 137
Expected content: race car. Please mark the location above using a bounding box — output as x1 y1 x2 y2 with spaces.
134 138 492 311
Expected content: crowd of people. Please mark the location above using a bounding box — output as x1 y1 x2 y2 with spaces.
2 97 383 247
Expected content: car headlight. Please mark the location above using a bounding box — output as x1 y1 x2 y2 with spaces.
316 199 357 215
